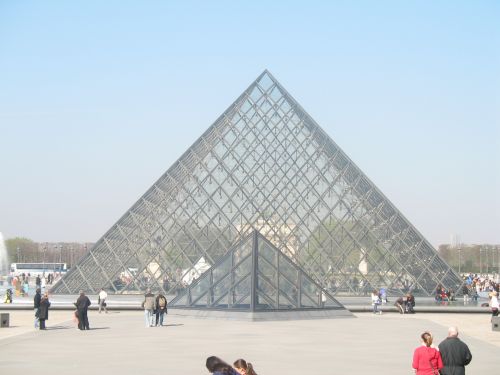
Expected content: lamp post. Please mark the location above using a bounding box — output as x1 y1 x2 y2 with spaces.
479 246 482 275
458 245 462 275
17 246 20 262
486 246 489 275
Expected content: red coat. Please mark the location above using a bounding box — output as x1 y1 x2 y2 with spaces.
412 346 443 375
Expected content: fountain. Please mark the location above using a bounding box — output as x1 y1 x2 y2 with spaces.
0 232 9 276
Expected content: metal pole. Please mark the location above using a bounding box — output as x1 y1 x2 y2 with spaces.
486 246 489 275
458 246 461 275
479 246 482 274
17 246 20 262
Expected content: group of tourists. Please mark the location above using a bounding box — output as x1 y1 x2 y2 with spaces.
412 326 472 375
370 289 416 314
141 288 168 327
206 356 257 375
461 274 500 304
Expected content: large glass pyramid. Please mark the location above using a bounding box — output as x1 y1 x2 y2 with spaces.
169 230 348 313
52 70 463 297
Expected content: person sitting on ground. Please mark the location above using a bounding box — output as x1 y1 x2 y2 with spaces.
206 356 239 375
412 331 443 375
405 293 415 313
394 296 405 314
233 358 258 375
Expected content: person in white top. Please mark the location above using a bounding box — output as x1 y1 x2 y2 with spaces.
98 288 108 313
489 291 499 322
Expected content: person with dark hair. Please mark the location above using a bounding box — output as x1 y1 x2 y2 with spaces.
438 326 472 375
38 292 51 330
405 293 416 313
233 358 258 375
412 331 443 375
206 356 239 375
75 290 91 330
155 293 168 326
33 288 42 328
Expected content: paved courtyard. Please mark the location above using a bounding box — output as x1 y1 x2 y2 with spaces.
0 310 498 374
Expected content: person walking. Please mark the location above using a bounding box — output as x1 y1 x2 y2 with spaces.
412 331 443 375
38 292 51 330
33 288 42 329
75 290 91 330
371 289 381 314
98 288 108 313
438 326 472 375
142 288 155 327
489 291 499 321
155 293 168 326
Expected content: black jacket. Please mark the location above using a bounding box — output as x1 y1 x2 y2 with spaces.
75 295 91 311
438 337 472 375
39 298 51 320
34 292 41 309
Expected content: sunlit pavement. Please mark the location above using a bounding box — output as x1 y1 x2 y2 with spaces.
0 309 497 374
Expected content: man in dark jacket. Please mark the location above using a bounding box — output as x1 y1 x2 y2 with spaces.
75 290 91 330
33 288 41 329
438 326 472 375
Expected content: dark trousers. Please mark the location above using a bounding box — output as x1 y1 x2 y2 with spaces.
78 309 90 330
39 318 46 330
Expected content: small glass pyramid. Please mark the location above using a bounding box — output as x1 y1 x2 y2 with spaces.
169 230 347 311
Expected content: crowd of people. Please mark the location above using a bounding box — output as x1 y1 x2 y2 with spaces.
3 273 60 301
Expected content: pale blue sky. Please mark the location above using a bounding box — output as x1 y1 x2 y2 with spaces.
0 1 498 246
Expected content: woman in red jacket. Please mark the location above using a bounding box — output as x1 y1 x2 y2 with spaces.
412 331 443 375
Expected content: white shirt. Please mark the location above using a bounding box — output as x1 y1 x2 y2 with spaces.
99 290 108 300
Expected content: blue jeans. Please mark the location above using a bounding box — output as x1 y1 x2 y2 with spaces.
155 311 164 326
144 309 154 327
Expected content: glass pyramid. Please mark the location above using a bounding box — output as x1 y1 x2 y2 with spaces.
52 70 463 297
169 230 346 311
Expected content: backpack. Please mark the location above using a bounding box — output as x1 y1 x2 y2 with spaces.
159 297 166 308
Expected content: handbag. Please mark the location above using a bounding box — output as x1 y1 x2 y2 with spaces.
429 357 440 375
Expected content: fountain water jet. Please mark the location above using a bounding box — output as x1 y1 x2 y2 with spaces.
0 232 9 276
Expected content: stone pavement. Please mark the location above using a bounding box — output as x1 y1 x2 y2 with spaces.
0 310 498 374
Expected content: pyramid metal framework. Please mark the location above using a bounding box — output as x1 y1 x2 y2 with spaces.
52 70 463 296
169 230 347 312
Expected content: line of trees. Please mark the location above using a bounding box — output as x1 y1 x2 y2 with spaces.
4 237 92 268
3 236 498 275
438 244 500 274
